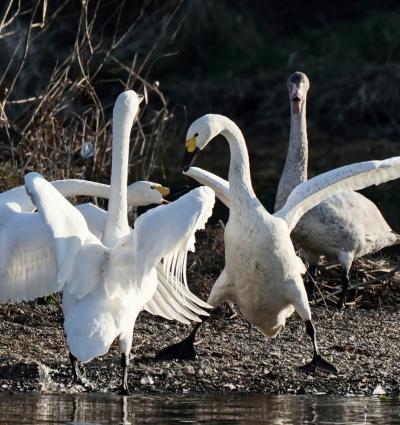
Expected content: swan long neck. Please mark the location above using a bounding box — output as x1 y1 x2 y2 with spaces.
51 180 110 198
217 116 255 204
53 180 147 207
275 103 308 211
102 112 132 247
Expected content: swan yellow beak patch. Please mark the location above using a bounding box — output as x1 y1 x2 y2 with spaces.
155 186 170 196
185 136 197 153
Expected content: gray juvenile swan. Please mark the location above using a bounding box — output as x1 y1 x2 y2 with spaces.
155 113 400 374
275 72 400 307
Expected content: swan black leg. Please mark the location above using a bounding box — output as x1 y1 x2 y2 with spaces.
305 265 318 301
338 268 350 309
300 320 337 373
119 353 130 395
155 322 202 361
69 352 95 391
69 352 82 381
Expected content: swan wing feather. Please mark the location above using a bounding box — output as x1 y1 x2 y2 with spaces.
0 202 108 303
0 206 58 302
106 187 215 304
184 167 230 207
143 264 210 323
24 172 102 294
275 157 400 232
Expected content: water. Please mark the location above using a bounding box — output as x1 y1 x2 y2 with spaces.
0 393 399 424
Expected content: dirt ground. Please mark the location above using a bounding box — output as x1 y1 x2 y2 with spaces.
0 225 399 396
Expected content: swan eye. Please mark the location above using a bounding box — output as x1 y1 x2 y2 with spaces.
194 133 199 137
150 185 156 190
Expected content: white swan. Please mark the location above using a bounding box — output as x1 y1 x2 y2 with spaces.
156 113 400 374
20 91 216 394
275 72 400 306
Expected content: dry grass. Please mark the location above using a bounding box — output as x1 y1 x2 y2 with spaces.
0 0 185 189
310 255 400 309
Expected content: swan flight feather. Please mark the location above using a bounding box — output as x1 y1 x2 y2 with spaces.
276 157 400 231
25 172 93 290
131 185 215 293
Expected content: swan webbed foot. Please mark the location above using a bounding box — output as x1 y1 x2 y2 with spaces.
303 319 337 374
155 322 201 361
300 353 338 374
118 384 130 395
69 352 96 391
155 333 197 361
75 375 96 392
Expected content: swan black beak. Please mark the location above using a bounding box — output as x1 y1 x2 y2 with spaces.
182 148 200 172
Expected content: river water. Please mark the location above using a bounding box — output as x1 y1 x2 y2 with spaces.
0 393 399 424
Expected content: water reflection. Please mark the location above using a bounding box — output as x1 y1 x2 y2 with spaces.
0 393 399 424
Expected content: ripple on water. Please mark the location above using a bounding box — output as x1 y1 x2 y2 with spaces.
0 393 399 424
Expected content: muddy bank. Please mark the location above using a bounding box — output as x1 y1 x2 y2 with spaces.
0 226 399 395
1 303 399 396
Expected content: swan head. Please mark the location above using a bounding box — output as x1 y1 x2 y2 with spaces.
127 181 171 206
287 72 309 115
182 114 222 171
113 90 144 124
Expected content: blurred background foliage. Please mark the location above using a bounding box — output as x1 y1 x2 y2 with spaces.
0 0 398 228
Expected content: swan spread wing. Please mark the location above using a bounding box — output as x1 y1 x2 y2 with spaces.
0 186 36 212
137 186 215 291
24 172 104 298
0 188 210 321
275 156 400 232
106 186 215 307
0 203 109 303
0 206 58 302
76 203 107 240
184 167 230 207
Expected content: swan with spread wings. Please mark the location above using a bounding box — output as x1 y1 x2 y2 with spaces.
156 113 400 375
21 91 215 394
